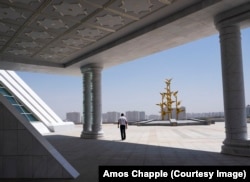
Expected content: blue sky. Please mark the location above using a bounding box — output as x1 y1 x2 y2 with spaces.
17 28 250 119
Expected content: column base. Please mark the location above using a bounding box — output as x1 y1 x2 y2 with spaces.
80 131 104 139
221 139 250 157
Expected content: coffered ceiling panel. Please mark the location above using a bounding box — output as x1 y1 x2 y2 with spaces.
0 0 179 66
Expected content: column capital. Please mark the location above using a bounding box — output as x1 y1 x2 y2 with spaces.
214 2 250 30
218 24 240 42
80 64 103 74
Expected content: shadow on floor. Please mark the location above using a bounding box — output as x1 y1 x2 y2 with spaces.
47 135 250 182
2 135 250 182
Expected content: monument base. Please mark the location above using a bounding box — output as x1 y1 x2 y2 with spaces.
170 119 177 126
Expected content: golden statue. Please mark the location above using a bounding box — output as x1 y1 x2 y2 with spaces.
156 92 166 120
157 78 184 120
165 78 172 85
173 91 178 97
173 92 184 120
165 78 174 119
156 103 166 120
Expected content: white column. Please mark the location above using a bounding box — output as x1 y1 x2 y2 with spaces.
91 67 103 133
219 24 247 140
218 24 250 156
80 64 103 139
82 71 92 132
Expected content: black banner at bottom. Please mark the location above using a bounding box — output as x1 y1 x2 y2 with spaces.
99 166 250 182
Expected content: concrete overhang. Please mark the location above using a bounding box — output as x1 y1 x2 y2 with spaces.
0 0 249 75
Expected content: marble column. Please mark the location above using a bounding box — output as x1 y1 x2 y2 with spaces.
82 70 92 133
80 64 104 139
217 24 250 156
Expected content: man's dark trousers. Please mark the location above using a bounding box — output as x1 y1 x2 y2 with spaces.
120 125 126 140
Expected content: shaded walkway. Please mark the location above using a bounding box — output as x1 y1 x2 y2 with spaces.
3 123 250 182
47 123 250 182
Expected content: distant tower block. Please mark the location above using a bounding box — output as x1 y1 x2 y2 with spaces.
66 112 81 124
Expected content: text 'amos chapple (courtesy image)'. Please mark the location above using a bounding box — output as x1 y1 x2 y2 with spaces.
99 166 249 182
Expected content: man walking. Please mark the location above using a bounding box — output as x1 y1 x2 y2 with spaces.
118 113 128 140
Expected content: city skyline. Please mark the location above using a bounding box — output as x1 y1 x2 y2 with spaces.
66 109 226 124
16 28 250 119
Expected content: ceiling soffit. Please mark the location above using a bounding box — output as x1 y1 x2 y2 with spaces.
0 0 178 68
